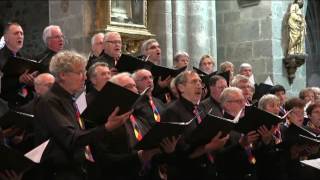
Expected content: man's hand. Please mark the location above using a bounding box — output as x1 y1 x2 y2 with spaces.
239 130 260 148
204 131 229 153
104 107 132 131
160 136 181 154
19 70 38 85
138 148 161 164
0 170 23 180
257 125 276 145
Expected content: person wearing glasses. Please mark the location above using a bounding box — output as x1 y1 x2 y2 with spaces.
160 71 229 180
33 50 132 180
200 75 227 117
36 25 65 72
215 87 260 180
89 31 122 76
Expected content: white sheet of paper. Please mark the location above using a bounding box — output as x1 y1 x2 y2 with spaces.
24 139 50 163
301 158 320 170
264 76 274 86
249 75 255 85
76 91 87 114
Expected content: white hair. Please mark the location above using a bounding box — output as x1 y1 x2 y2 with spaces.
91 32 104 46
42 25 61 45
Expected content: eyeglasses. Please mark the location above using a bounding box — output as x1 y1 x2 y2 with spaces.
106 40 122 45
48 35 65 40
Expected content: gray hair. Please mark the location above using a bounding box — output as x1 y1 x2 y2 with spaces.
103 31 120 43
91 32 104 46
42 25 61 45
174 70 196 87
219 61 234 72
109 72 132 85
199 54 215 67
173 51 190 63
141 38 158 55
87 62 109 80
239 63 252 72
258 94 280 111
230 74 254 89
49 50 87 81
220 87 243 107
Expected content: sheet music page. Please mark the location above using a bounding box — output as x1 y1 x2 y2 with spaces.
301 158 320 170
76 91 87 114
264 76 274 86
24 139 50 163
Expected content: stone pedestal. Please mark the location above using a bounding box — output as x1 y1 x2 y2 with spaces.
283 54 307 85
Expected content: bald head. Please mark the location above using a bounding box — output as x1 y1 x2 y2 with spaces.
34 73 55 95
132 69 154 94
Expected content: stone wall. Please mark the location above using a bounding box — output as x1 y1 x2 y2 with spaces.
0 0 49 56
49 0 95 56
217 0 307 96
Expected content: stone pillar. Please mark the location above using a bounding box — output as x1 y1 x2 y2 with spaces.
49 0 95 55
217 0 307 96
148 1 217 69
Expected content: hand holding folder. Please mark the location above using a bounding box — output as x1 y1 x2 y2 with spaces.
134 117 194 150
187 109 242 147
235 106 288 134
2 56 45 77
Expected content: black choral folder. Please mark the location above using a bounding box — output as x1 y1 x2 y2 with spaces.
134 120 192 150
0 139 49 173
235 106 286 134
193 67 230 86
115 54 153 73
81 82 142 125
252 83 274 102
286 123 320 145
0 145 35 173
187 114 237 147
150 65 187 80
0 110 34 131
2 56 45 76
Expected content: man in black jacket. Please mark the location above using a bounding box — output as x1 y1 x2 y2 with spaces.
36 25 65 72
33 50 131 180
0 22 36 108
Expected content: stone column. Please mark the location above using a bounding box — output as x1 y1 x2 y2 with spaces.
148 1 217 69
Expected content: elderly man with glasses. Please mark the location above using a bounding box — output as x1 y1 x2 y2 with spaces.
87 31 122 75
36 25 65 72
33 50 131 180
